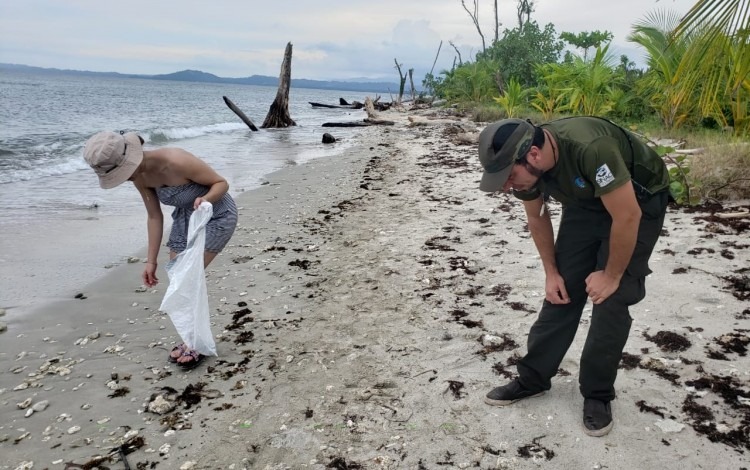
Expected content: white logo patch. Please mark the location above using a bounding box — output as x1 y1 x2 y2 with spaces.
595 164 615 187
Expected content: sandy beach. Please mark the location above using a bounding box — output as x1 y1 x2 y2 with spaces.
1 108 749 470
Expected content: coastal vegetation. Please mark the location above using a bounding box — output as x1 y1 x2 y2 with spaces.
423 0 750 204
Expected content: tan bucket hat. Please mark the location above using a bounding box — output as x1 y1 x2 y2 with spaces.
83 131 143 189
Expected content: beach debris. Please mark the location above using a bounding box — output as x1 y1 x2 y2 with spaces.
147 395 176 415
655 418 685 433
103 344 125 354
127 256 140 263
74 292 87 299
23 400 49 418
0 308 5 316
0 322 6 333
643 330 692 352
445 380 466 400
709 332 750 357
635 400 667 418
322 133 336 144
13 462 33 470
477 333 519 358
31 400 49 412
261 42 296 128
517 436 555 461
67 425 81 434
223 95 258 131
17 398 32 409
180 462 197 470
75 331 100 346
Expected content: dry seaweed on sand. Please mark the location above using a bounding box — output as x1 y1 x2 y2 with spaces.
643 330 692 352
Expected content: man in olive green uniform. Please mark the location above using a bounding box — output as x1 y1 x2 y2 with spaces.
477 117 669 437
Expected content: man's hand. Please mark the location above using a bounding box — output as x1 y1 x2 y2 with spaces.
545 272 571 304
585 270 620 304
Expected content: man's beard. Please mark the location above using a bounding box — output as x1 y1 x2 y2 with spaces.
523 161 544 178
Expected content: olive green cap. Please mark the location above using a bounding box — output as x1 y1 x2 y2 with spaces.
478 118 535 192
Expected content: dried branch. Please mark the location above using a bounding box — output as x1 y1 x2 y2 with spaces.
460 0 486 53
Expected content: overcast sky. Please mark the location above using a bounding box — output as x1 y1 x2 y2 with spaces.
0 0 696 82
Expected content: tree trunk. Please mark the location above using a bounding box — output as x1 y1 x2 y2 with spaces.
223 96 258 131
262 42 296 128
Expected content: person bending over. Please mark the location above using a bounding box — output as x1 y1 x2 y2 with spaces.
477 116 669 437
84 131 237 369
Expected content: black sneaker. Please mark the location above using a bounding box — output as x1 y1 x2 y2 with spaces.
583 398 613 437
484 379 544 406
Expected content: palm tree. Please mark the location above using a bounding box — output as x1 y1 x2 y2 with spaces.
673 0 750 40
673 0 750 133
628 10 701 128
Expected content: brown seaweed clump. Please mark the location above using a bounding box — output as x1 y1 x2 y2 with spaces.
643 330 692 352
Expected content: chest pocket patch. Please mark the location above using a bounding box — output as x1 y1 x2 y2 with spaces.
595 164 615 187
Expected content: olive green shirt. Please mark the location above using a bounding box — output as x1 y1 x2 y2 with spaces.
514 117 669 211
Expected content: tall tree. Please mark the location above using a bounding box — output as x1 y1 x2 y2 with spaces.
560 30 614 61
494 0 500 43
516 0 535 32
480 21 564 88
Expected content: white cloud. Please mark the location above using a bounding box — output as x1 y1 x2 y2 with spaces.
0 0 696 80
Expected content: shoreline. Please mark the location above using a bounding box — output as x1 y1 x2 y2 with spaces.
1 110 749 469
0 132 360 321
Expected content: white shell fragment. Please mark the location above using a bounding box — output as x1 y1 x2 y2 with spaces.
148 395 176 415
655 419 685 433
17 398 32 409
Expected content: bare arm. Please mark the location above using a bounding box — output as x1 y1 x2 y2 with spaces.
135 182 164 286
170 149 229 208
586 181 642 304
523 197 570 304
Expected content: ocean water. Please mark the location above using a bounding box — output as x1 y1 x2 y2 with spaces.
0 70 374 313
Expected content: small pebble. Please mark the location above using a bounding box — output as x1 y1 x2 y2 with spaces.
32 400 49 412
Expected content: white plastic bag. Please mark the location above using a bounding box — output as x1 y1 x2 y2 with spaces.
159 202 217 357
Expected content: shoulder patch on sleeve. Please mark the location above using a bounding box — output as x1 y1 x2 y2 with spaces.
595 163 615 187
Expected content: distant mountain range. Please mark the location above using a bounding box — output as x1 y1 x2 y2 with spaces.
0 63 403 94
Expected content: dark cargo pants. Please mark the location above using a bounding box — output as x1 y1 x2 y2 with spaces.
516 191 668 401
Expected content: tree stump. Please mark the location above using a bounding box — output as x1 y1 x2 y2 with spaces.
262 42 296 128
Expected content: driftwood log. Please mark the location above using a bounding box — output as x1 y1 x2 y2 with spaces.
322 121 394 127
322 97 394 127
223 96 258 131
262 42 296 128
309 97 391 112
309 101 363 109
